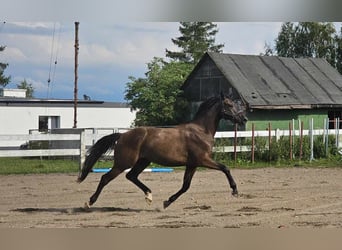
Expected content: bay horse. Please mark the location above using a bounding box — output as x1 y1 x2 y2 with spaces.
77 94 247 209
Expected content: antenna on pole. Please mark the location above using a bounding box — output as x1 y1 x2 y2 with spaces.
73 21 79 128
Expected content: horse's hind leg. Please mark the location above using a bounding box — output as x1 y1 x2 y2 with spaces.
125 159 152 204
163 166 196 209
87 167 123 207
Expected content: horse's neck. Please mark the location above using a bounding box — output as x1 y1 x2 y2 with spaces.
192 110 221 137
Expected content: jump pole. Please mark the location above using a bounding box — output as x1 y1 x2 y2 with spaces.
92 168 174 173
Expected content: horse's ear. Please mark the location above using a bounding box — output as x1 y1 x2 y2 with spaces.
228 88 234 99
220 91 224 100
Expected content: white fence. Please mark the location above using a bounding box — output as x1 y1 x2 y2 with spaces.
0 128 130 170
0 125 341 169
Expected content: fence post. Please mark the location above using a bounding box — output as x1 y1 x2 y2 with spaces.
292 118 295 140
336 118 340 149
275 128 280 141
325 118 329 157
79 129 86 172
268 122 271 163
289 122 292 161
299 121 304 161
92 128 97 146
251 123 255 164
234 123 237 163
309 118 314 162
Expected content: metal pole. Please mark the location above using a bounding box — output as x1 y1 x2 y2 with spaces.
73 21 79 128
251 123 255 164
299 121 303 161
335 118 339 149
268 122 271 163
234 123 237 163
325 118 329 157
337 117 340 149
310 118 314 162
289 122 292 161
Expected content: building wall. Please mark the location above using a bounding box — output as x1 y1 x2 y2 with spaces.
183 57 239 102
246 109 328 130
0 105 136 135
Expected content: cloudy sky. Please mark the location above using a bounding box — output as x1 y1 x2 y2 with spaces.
0 22 282 102
1 22 341 102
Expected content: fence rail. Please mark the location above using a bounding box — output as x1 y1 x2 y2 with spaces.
1 123 341 169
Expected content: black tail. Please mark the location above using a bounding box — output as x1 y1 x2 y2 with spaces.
77 133 121 182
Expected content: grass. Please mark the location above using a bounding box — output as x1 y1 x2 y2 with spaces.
0 156 341 175
0 157 80 175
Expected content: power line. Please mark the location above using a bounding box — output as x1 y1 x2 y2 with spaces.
47 23 56 98
50 23 62 96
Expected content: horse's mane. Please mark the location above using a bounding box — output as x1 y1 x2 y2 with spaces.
193 97 221 120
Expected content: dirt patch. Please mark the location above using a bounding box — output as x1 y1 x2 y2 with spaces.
0 168 342 228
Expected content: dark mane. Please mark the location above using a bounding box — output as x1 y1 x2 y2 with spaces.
193 97 221 120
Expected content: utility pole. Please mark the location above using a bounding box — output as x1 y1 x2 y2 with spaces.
73 21 79 128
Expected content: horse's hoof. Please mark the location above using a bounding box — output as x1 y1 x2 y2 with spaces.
84 202 91 209
163 200 171 209
232 189 239 197
145 192 152 205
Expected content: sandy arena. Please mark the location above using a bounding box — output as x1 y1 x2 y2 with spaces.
0 167 341 228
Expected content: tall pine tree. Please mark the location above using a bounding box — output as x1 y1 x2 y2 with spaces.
166 22 224 64
125 22 224 126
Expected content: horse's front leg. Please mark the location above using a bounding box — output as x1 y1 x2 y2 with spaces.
222 164 238 196
202 158 238 197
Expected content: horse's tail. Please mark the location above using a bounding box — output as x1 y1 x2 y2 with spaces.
77 133 121 183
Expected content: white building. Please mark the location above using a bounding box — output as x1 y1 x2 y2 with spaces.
0 89 136 135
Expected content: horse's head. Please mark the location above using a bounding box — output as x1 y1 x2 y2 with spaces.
220 93 248 125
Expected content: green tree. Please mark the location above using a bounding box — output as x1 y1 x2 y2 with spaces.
125 58 192 126
0 46 11 87
17 79 34 98
336 26 342 74
274 22 297 57
269 22 342 74
125 22 224 126
166 22 224 64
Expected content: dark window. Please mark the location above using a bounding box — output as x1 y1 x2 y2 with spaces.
39 116 48 132
328 110 342 129
38 116 60 132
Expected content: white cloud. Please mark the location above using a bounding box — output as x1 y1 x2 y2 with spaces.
3 47 27 61
216 22 282 55
2 22 181 72
10 22 55 29
76 22 179 67
2 34 54 65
